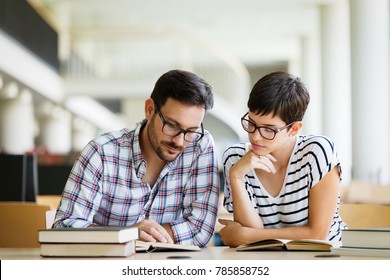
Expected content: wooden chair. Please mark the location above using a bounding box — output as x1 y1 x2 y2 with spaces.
0 202 51 248
339 203 390 229
36 195 61 210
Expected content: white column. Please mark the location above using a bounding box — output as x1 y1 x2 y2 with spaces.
300 35 322 135
0 83 35 154
37 103 72 154
321 0 352 184
122 98 145 125
350 0 390 183
72 118 96 152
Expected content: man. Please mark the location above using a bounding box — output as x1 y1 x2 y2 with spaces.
53 70 220 247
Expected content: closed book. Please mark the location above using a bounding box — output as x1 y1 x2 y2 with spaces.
136 240 201 252
342 228 390 249
40 241 136 257
237 239 341 252
39 227 139 243
331 246 390 258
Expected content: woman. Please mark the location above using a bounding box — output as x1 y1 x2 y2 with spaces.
219 71 346 247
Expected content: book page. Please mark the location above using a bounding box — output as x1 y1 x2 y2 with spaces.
136 241 201 252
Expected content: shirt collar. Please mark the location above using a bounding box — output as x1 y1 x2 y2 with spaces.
133 119 147 178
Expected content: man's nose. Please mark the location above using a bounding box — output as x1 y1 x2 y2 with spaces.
171 132 185 145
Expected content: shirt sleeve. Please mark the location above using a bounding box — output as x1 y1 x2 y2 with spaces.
306 136 342 189
52 141 104 228
169 133 220 248
222 144 246 213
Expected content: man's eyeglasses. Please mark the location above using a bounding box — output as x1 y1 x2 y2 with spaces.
155 103 204 142
241 112 294 140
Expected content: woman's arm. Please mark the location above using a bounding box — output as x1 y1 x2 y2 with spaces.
228 150 276 228
219 166 340 247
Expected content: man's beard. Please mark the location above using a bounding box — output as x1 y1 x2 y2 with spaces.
147 118 184 162
156 141 184 162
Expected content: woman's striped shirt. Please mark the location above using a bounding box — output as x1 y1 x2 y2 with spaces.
222 135 346 241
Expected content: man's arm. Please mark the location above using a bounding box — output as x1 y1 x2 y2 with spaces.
52 142 103 228
168 135 220 247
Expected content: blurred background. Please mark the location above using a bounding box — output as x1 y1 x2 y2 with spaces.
0 0 389 200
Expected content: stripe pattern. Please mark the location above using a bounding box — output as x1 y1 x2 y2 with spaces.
223 135 346 241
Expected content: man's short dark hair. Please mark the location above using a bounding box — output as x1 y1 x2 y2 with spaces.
150 69 214 111
247 71 310 124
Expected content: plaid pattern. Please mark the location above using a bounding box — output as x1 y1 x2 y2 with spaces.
53 120 220 247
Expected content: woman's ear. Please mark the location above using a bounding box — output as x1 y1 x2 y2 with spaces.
289 121 303 136
144 98 155 120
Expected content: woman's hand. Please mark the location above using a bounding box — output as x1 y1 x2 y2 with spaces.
230 149 277 181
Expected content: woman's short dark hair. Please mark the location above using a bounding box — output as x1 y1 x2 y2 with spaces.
150 69 214 111
247 71 310 124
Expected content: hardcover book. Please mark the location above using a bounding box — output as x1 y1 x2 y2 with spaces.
40 240 136 257
331 246 390 258
341 228 390 249
39 227 139 244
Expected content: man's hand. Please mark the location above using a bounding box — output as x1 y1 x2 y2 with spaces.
134 219 174 243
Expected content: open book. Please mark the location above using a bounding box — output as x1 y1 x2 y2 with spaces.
136 240 201 252
237 239 341 252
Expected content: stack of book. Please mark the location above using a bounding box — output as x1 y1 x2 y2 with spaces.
331 228 390 258
39 227 139 257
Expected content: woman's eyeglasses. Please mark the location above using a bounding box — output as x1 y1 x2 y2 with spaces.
241 112 294 140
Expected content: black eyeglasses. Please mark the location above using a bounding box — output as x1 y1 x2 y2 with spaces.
241 112 294 140
154 103 204 142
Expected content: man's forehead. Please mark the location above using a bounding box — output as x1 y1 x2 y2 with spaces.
160 100 205 128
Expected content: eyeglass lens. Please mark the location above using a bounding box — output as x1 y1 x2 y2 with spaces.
241 118 276 140
155 103 204 142
162 123 202 142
